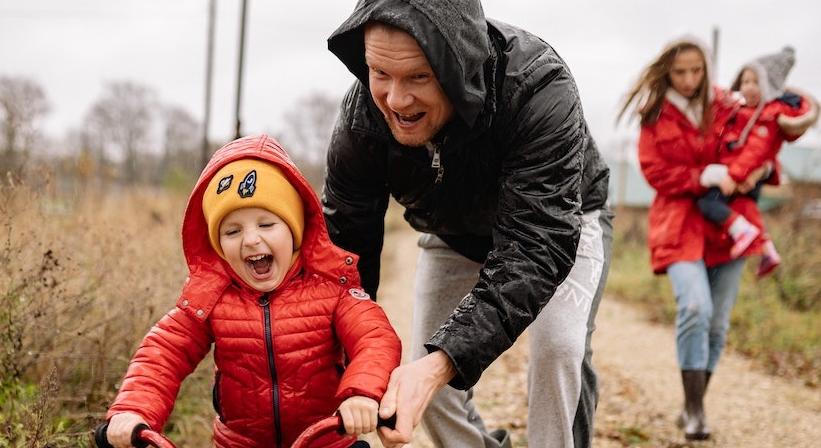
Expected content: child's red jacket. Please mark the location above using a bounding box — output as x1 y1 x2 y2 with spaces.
718 93 816 184
107 135 402 448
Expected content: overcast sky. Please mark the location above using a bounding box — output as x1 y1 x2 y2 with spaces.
2 0 820 157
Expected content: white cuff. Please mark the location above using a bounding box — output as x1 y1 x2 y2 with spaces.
700 164 729 187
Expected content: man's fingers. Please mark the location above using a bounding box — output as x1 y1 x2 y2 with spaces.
378 425 409 447
377 426 396 446
395 406 414 442
379 371 399 418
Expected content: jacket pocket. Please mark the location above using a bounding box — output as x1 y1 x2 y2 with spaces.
212 371 225 423
648 198 688 248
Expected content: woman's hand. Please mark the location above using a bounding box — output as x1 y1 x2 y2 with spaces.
738 162 772 194
107 412 147 448
718 175 737 196
700 164 736 196
700 164 729 188
338 396 379 436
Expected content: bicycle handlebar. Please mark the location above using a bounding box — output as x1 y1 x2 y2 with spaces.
290 414 396 448
94 422 176 448
95 413 395 448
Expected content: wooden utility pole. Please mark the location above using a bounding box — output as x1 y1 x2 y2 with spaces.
201 0 216 170
234 0 248 139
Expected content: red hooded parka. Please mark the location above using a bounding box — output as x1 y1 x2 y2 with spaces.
107 135 402 448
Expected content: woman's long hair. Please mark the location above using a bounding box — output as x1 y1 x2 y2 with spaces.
618 39 712 131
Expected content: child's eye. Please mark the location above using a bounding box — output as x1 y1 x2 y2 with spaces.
259 222 274 228
224 228 240 236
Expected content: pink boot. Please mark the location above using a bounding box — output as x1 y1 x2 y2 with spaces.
728 216 760 259
757 240 781 278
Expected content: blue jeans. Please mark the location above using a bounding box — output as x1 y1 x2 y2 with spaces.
667 259 745 371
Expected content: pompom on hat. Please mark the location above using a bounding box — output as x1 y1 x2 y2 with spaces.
202 159 304 259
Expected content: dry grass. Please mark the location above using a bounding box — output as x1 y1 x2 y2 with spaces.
0 171 210 446
606 202 821 386
3 168 818 446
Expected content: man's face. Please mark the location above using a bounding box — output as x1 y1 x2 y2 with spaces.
364 24 454 147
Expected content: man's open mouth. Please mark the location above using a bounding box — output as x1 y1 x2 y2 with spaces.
246 254 273 275
395 112 425 125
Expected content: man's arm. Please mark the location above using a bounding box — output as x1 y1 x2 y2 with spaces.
322 86 390 298
426 58 588 389
377 58 592 447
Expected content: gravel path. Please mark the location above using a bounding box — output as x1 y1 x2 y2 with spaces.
366 226 820 447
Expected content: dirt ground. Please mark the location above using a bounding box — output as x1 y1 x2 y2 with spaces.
364 225 821 447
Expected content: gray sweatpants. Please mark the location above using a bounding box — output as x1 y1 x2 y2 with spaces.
411 209 613 447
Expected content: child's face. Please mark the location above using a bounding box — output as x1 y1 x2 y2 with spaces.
739 68 761 107
219 207 295 292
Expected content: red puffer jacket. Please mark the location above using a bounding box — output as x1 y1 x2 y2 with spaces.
701 94 817 267
639 90 765 273
719 94 816 183
106 135 402 448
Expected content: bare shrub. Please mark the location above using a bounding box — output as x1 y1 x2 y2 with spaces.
0 169 190 445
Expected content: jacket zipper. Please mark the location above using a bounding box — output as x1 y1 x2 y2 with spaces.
259 293 283 448
426 141 445 184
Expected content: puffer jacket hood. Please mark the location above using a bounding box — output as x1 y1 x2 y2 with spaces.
180 134 360 312
328 0 490 128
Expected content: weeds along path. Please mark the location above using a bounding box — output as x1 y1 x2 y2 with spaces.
374 224 821 447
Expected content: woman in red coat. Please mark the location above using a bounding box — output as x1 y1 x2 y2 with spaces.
103 134 401 448
619 38 772 441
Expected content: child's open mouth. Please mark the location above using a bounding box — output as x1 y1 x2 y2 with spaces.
246 254 273 276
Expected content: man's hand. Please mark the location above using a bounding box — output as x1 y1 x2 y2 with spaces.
107 412 147 448
337 396 379 435
377 350 456 448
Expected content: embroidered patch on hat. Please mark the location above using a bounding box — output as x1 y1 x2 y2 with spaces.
348 288 370 300
238 170 257 198
216 175 233 194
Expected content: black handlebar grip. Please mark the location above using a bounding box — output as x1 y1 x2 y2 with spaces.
94 422 115 448
377 414 396 430
130 423 151 448
93 421 152 448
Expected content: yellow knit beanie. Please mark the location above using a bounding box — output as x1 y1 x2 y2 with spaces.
202 159 305 259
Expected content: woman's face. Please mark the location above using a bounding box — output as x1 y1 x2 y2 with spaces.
669 49 705 99
739 68 762 107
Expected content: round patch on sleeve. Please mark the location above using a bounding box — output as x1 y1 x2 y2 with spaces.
756 125 769 138
348 288 370 300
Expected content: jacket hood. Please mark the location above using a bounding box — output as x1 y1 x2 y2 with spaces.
327 0 491 128
179 135 360 310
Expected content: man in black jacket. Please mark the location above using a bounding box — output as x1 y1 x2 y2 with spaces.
323 1 612 447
